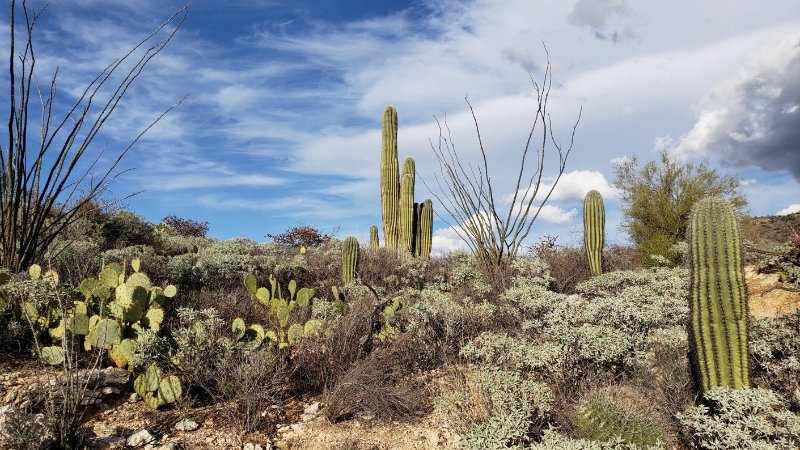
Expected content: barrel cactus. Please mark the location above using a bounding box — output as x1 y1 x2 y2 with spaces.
342 236 360 284
687 197 749 392
583 190 605 276
381 106 400 251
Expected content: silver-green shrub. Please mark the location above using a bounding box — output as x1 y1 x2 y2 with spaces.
750 312 800 407
676 387 800 449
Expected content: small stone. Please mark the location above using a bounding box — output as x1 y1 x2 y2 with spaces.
303 401 321 415
289 423 305 433
127 393 139 403
126 429 155 447
174 418 199 432
156 444 177 450
243 443 264 450
277 425 291 434
143 444 154 450
102 386 121 395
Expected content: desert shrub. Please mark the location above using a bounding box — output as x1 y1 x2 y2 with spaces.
155 233 210 257
101 245 170 282
752 239 800 285
166 253 200 285
750 312 800 407
531 428 661 449
267 225 331 248
101 210 158 249
435 365 551 450
572 385 667 447
160 215 209 238
192 239 279 286
676 387 800 449
530 237 591 293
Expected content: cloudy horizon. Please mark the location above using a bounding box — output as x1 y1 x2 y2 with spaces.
2 0 798 253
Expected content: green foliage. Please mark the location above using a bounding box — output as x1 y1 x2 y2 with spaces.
583 190 605 276
613 150 746 266
687 197 749 392
342 236 360 284
531 429 662 450
381 105 400 251
676 387 800 449
573 387 666 447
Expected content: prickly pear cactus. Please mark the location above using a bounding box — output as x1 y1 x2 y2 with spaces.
687 197 749 392
583 190 605 276
134 364 182 409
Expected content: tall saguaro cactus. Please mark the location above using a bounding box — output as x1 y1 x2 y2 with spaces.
399 157 416 257
369 225 379 251
342 236 360 284
583 190 605 276
687 197 749 392
381 106 400 251
415 199 433 258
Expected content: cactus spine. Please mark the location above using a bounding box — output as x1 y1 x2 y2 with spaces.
687 197 749 392
369 224 379 251
415 199 433 258
399 157 416 257
583 190 605 276
342 236 360 284
381 106 400 252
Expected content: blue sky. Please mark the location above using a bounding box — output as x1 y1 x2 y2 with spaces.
2 0 799 252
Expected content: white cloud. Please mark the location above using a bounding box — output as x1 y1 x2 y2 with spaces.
537 205 578 224
431 226 470 254
777 204 800 216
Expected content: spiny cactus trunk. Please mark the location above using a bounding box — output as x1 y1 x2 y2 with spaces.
369 224 379 251
399 157 416 257
415 199 433 258
687 197 749 392
342 236 360 284
583 190 605 276
381 106 400 252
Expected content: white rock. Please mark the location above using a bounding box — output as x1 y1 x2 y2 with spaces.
127 393 139 403
303 401 321 416
126 429 155 447
174 418 199 432
243 443 264 450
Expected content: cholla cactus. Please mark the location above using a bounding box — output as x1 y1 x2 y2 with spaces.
381 106 400 251
583 190 605 276
687 197 749 392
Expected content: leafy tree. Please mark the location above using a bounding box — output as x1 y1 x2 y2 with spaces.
613 150 747 266
267 225 331 249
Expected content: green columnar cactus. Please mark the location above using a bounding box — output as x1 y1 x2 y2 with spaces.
399 157 416 257
381 105 400 251
415 199 433 258
583 190 605 276
369 224 379 251
342 236 360 284
688 197 749 392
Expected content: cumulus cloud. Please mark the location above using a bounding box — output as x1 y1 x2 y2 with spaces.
431 226 470 254
505 170 618 205
777 204 800 216
537 205 578 224
672 32 800 181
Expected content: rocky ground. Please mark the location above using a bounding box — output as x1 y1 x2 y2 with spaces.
2 266 798 450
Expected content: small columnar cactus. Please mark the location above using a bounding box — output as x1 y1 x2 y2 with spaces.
342 236 360 283
583 190 605 276
369 224 379 251
381 106 400 251
415 199 433 258
687 197 749 392
399 157 416 257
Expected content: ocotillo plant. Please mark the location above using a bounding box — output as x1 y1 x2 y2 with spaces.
583 190 605 276
369 225 379 251
415 199 433 258
381 106 400 251
399 157 416 257
687 197 749 392
342 236 360 284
